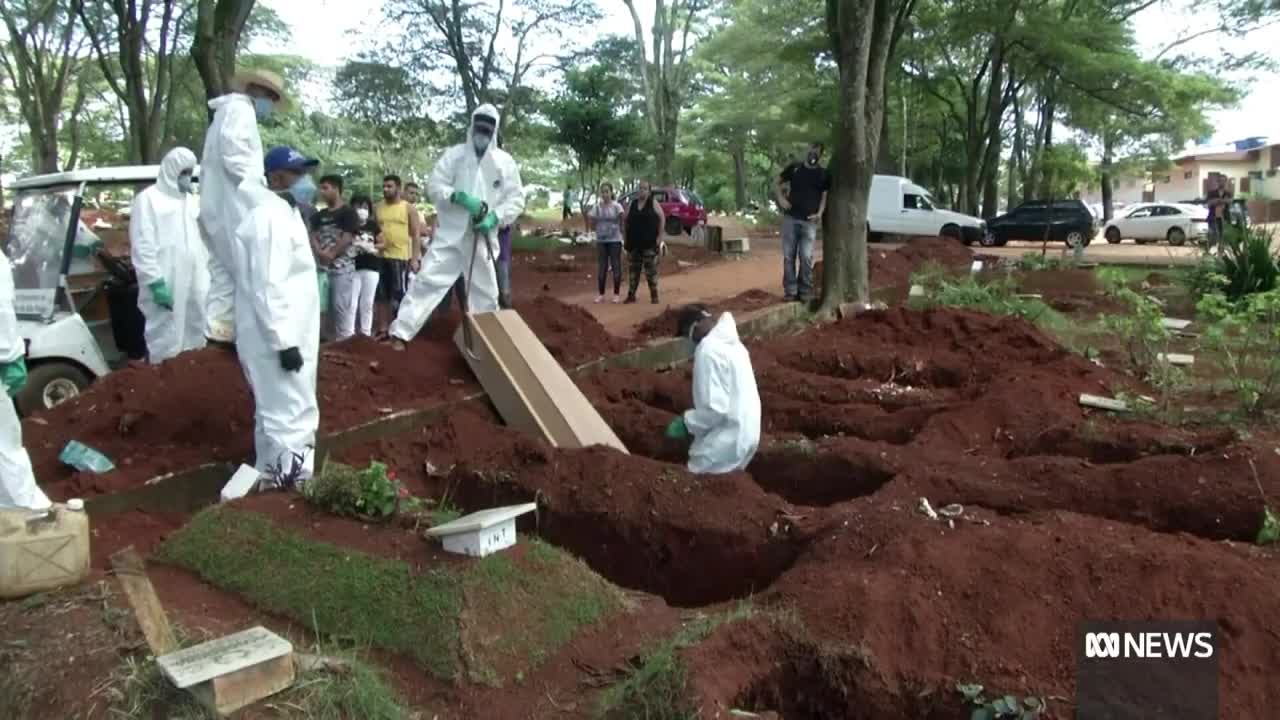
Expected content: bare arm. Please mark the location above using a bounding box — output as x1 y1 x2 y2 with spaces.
407 206 423 262
775 176 791 210
813 191 828 221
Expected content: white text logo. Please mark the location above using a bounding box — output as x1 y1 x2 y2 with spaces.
1085 632 1214 660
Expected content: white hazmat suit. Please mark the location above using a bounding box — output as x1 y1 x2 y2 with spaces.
0 250 51 510
684 313 761 474
130 147 211 363
200 94 268 343
390 104 524 341
230 193 320 480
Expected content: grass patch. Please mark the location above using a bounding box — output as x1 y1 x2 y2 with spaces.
158 506 620 685
598 602 756 720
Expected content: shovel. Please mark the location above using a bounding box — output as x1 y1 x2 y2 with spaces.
459 224 489 361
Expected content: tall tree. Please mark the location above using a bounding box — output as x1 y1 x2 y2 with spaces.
74 0 189 163
0 0 87 173
622 0 707 184
821 0 914 311
548 63 641 216
332 57 440 173
191 0 254 104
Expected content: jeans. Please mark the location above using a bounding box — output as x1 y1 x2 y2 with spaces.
329 271 358 341
782 215 816 300
597 242 623 296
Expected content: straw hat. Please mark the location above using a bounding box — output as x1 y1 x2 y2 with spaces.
231 68 289 107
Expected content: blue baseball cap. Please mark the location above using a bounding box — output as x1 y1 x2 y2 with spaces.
264 146 319 174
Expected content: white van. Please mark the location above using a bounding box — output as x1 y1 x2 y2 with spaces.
867 175 986 244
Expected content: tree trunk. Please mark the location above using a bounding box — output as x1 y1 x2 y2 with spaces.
876 98 895 174
192 0 256 115
1037 100 1055 199
1100 135 1114 221
979 45 1005 219
1008 91 1023 210
731 143 748 210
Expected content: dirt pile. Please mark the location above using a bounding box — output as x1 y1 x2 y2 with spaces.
28 296 623 498
633 289 780 339
869 236 975 289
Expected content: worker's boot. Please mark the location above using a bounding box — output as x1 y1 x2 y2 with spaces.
624 294 637 304
650 291 659 305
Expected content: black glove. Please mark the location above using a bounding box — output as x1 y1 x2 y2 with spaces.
279 347 303 372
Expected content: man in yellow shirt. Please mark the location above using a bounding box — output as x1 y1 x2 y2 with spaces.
374 174 422 333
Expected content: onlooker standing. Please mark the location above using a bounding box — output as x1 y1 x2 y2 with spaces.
775 142 831 302
374 175 423 333
623 180 665 304
312 175 361 340
349 194 383 337
1205 175 1234 247
562 186 574 222
589 182 625 303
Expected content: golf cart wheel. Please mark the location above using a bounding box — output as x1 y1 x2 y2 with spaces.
1065 230 1089 249
1167 227 1187 246
17 362 91 415
665 217 682 236
1105 227 1122 244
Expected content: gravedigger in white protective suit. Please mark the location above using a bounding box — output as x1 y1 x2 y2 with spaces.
200 69 287 345
0 250 51 510
665 305 762 474
230 146 320 483
130 147 210 363
388 104 524 348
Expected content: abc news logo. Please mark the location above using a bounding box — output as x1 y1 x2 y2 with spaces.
1084 630 1215 660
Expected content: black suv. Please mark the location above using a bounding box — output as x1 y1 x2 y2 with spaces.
983 200 1096 247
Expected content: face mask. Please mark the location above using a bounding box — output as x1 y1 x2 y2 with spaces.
807 151 820 165
356 208 370 223
176 174 194 194
288 174 316 205
253 96 274 122
473 133 492 153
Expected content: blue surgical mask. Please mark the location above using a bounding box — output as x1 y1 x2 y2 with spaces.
253 96 274 122
176 174 194 194
288 174 316 205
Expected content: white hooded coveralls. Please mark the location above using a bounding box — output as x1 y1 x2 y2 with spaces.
230 193 320 479
200 93 269 343
684 312 762 474
390 104 525 341
0 250 51 510
130 147 211 363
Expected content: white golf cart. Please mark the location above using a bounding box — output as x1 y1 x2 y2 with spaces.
5 165 186 414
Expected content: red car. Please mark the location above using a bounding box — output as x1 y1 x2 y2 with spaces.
619 186 707 236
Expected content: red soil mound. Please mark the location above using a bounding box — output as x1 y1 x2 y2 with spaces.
634 289 781 339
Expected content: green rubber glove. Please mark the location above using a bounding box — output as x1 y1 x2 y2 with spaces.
149 279 174 310
1 358 27 398
474 210 499 235
450 190 485 218
664 416 689 440
73 239 104 259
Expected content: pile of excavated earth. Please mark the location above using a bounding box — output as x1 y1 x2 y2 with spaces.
20 243 1280 718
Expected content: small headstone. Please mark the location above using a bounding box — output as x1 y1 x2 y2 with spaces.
970 260 983 273
157 626 294 716
1079 393 1128 412
908 284 925 298
426 502 537 558
1161 317 1192 330
1157 353 1195 366
221 464 260 502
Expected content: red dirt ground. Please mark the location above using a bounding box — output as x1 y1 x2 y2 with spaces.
814 236 977 301
25 296 624 500
509 240 724 302
633 288 781 339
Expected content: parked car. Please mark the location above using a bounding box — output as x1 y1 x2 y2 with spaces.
619 186 707 236
1103 203 1208 246
984 199 1096 247
866 175 986 244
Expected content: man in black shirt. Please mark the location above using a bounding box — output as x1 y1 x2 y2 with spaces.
775 142 831 302
1205 175 1233 249
311 175 361 340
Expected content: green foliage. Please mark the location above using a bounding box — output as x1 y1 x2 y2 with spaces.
598 603 756 720
282 651 412 719
957 683 1046 720
1179 254 1229 301
304 461 401 520
1258 507 1280 546
1197 290 1280 415
912 268 1059 327
1217 225 1280 300
547 64 642 198
1016 253 1063 272
1101 287 1187 418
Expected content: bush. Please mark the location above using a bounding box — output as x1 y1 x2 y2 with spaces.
1197 289 1280 415
1101 287 1187 418
911 267 1056 325
1016 252 1063 272
1218 224 1280 300
304 461 402 520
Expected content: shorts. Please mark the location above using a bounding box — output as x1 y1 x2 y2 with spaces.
378 259 409 305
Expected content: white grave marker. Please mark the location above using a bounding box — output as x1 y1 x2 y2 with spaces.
221 464 260 502
157 626 294 715
426 503 537 558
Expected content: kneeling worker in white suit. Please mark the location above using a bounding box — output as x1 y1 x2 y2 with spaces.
0 250 51 509
130 147 211 363
389 104 524 349
231 146 321 483
665 305 762 474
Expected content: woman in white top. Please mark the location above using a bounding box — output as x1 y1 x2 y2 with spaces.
588 182 625 303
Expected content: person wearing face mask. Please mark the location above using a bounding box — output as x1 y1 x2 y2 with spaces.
311 174 360 340
349 194 384 337
200 68 287 347
775 142 831 303
230 146 321 485
387 104 525 349
664 304 761 475
129 147 211 363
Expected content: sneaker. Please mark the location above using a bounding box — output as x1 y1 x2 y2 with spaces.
624 295 637 304
594 295 604 304
612 295 622 304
